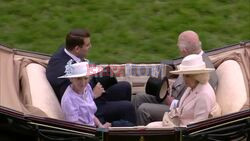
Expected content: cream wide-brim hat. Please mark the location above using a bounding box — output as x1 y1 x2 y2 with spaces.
58 61 103 79
170 54 215 75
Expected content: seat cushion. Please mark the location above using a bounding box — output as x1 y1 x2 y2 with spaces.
216 60 247 115
26 63 64 120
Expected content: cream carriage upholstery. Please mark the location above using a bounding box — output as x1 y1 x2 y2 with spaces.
26 63 64 120
215 60 248 115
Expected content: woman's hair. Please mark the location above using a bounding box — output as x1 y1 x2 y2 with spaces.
191 73 210 84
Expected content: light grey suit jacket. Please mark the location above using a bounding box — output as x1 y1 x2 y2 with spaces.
171 53 218 100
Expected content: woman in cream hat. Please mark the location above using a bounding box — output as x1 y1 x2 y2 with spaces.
59 61 112 128
147 54 219 127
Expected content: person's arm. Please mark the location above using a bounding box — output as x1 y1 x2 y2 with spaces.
94 116 111 128
94 116 103 127
193 93 211 123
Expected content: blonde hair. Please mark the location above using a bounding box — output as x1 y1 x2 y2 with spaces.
191 73 210 84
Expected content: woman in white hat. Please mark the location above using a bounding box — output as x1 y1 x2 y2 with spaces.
147 54 219 127
59 61 111 128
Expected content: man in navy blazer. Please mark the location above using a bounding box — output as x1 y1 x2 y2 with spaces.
46 46 72 101
46 29 136 126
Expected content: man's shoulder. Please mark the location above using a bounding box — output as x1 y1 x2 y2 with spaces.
202 53 215 68
201 53 210 62
49 48 71 64
202 52 218 89
51 47 67 58
46 48 72 77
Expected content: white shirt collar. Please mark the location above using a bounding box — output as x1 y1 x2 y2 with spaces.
198 50 204 56
64 48 81 63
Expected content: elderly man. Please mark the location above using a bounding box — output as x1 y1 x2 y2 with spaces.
132 30 218 125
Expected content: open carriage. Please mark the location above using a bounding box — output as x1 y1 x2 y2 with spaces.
0 41 249 141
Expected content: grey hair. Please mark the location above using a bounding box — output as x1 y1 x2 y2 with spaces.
179 41 202 54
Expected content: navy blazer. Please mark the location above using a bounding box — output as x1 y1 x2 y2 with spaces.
46 47 73 102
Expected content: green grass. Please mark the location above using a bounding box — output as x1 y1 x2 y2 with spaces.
0 0 249 63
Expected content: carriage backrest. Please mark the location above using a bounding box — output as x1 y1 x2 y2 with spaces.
215 60 248 115
25 63 64 120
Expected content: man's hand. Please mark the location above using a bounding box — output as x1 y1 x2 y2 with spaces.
93 82 105 99
165 95 175 106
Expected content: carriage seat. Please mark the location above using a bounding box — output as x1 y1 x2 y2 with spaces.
215 60 248 115
24 59 248 120
26 63 64 120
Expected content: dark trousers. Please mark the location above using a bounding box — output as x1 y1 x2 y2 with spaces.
94 81 136 126
94 81 131 105
104 81 131 101
95 100 136 125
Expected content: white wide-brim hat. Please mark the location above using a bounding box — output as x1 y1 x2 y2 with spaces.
58 61 103 78
170 54 215 75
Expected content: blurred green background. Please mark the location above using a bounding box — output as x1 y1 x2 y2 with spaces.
0 0 249 63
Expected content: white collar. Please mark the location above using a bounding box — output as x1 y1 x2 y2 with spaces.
64 48 81 63
198 50 204 56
